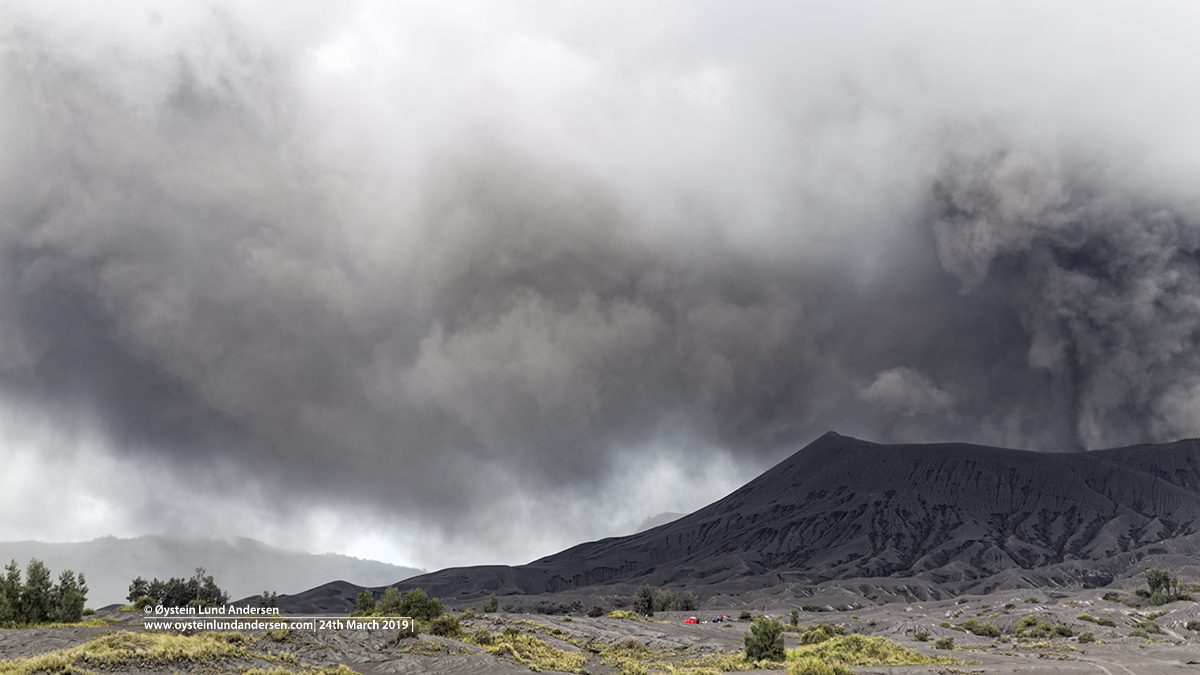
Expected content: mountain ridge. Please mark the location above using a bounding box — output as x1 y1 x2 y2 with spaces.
277 432 1200 611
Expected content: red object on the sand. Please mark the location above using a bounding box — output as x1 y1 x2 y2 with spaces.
684 617 698 624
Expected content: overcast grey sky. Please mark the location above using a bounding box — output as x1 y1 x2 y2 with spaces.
3 0 1200 571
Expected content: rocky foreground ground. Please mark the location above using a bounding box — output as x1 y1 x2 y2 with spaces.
4 585 1200 674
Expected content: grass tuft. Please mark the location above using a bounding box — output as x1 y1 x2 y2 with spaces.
788 634 959 667
605 610 641 620
0 630 249 675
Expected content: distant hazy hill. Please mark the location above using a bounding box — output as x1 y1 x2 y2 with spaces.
277 431 1200 612
0 536 422 607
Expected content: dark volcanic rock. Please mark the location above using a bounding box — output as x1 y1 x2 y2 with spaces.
278 432 1200 611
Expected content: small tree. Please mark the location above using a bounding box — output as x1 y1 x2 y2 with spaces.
744 616 786 661
790 608 800 626
633 585 654 616
52 570 87 623
1147 568 1171 595
0 560 19 625
21 559 54 624
132 569 228 608
190 568 229 606
379 587 402 614
258 591 278 609
148 577 190 607
483 593 499 613
127 577 149 604
357 590 377 614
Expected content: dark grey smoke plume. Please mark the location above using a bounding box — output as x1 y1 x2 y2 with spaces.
2 1 1200 569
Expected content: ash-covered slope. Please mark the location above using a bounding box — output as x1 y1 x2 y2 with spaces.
530 432 1200 590
282 432 1200 610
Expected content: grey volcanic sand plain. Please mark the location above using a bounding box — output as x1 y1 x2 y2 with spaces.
7 585 1200 674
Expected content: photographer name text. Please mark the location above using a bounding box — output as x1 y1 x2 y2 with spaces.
150 605 281 616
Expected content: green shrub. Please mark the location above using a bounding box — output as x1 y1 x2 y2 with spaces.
1132 621 1163 635
1078 631 1095 643
132 595 155 611
960 619 1000 638
1077 613 1096 623
790 608 800 626
397 588 443 620
606 610 639 620
934 636 954 650
1026 620 1054 638
356 590 375 614
1102 591 1121 602
1149 590 1192 605
1129 628 1149 638
1003 602 1015 610
744 616 786 662
483 593 499 613
799 623 844 645
1187 619 1200 631
1052 624 1073 638
912 631 930 642
739 609 752 620
802 604 824 612
1096 617 1117 627
1023 597 1038 603
956 597 968 604
427 614 462 637
587 606 603 617
939 621 952 629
